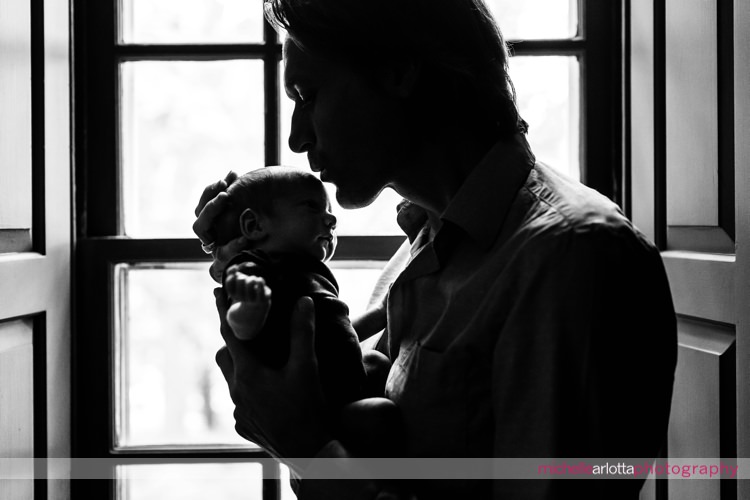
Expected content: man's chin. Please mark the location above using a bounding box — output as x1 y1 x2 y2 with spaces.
334 186 381 210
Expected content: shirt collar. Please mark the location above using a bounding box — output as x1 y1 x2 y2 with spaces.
439 134 535 251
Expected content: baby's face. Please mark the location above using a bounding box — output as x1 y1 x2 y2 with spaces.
261 181 338 262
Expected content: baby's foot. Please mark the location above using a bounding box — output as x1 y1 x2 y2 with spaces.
224 271 272 340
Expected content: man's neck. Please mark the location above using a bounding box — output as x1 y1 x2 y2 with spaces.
391 133 497 217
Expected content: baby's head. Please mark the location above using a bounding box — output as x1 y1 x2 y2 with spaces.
215 166 338 262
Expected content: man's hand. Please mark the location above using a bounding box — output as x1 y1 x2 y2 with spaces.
214 288 334 469
193 171 249 282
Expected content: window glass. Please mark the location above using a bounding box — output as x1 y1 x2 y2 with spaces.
509 56 580 180
114 263 250 448
114 261 385 448
485 0 578 40
120 0 263 44
280 465 296 500
328 261 387 313
117 463 263 500
120 61 264 238
279 63 404 236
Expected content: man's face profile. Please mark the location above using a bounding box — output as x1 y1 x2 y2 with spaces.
282 38 411 210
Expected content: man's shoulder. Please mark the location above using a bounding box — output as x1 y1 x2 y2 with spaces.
520 163 625 231
513 162 657 256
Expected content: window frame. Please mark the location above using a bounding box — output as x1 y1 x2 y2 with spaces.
72 1 624 498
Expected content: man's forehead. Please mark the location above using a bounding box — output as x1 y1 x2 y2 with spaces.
283 38 341 87
283 39 313 83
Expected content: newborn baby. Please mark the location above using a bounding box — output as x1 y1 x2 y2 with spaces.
209 166 400 457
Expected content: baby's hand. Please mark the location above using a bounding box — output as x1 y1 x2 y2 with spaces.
225 270 272 340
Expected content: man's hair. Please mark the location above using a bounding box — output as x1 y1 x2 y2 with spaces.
265 0 528 139
225 166 322 216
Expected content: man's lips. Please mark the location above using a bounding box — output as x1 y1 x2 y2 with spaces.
308 154 321 172
308 156 331 181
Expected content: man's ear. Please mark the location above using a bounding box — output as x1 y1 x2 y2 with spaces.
239 208 267 242
380 60 420 98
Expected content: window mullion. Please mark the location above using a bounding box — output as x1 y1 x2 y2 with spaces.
508 38 585 56
76 236 405 263
75 0 120 238
115 43 280 60
264 20 281 166
581 0 622 202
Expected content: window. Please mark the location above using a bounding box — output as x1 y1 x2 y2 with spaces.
73 1 622 498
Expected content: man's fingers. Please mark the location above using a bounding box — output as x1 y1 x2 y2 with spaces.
215 235 249 264
194 179 224 217
214 287 235 344
214 286 229 314
193 192 230 243
223 170 239 187
215 346 235 385
207 236 250 284
288 297 317 369
194 171 238 217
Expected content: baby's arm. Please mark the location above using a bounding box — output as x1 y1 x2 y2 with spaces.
224 269 272 340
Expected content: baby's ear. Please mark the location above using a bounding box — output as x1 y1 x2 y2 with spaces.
239 208 267 241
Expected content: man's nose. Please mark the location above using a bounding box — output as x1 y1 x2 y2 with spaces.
288 105 314 153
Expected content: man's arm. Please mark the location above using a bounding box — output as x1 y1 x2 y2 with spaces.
489 227 676 499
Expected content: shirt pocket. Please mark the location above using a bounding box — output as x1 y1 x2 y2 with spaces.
385 341 477 456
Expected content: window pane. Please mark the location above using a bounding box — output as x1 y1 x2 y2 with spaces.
117 463 262 500
120 0 263 44
328 261 387 313
120 61 264 238
279 63 403 236
114 261 385 448
509 56 580 180
114 263 251 448
280 465 296 500
485 0 578 40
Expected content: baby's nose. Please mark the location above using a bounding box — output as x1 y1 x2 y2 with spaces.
324 213 337 229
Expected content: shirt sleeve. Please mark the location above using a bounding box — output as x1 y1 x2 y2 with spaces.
490 225 676 499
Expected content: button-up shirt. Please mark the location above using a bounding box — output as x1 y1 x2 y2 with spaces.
300 134 677 500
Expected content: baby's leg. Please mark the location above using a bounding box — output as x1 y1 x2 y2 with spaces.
338 397 403 457
224 271 272 340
